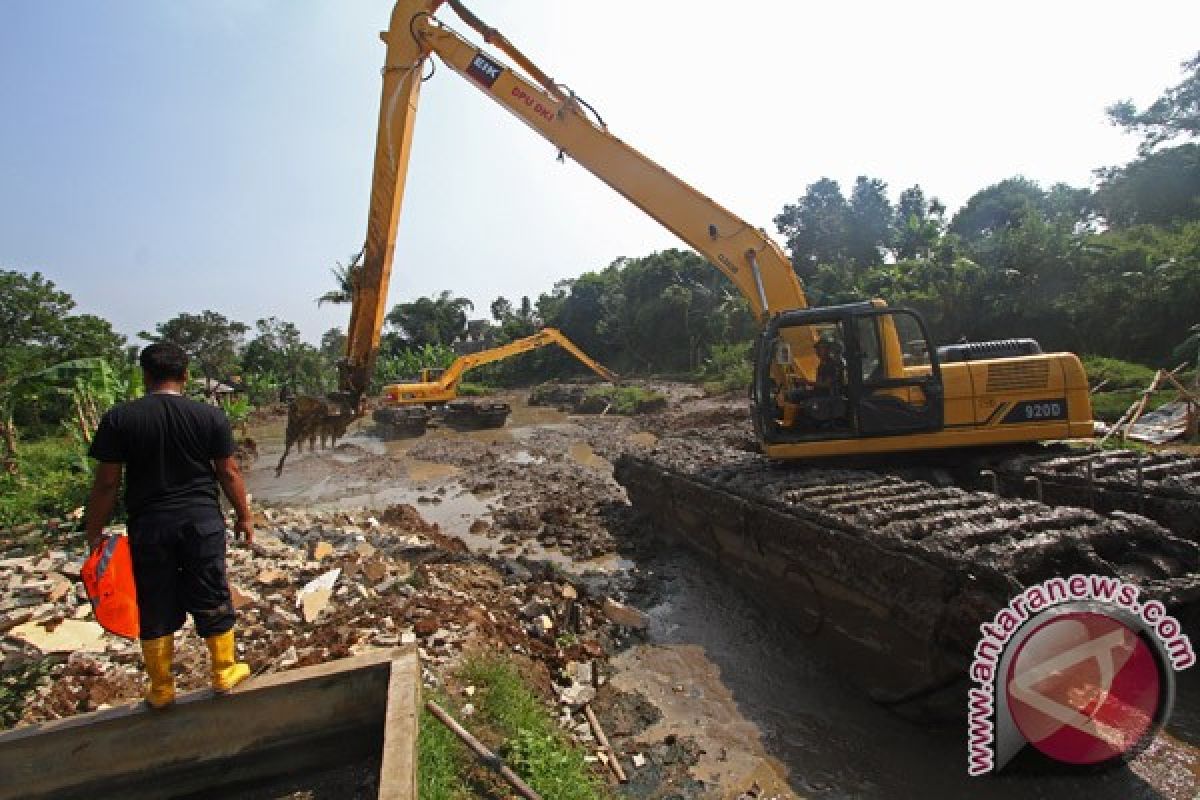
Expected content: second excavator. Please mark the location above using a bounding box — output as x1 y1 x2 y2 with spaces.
372 327 617 436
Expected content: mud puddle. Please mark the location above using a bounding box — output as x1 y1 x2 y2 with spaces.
621 547 1198 799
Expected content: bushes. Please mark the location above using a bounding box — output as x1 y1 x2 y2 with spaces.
701 341 753 394
581 386 667 415
0 437 92 529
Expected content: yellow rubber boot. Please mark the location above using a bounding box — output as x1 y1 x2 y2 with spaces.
204 629 251 693
140 635 176 709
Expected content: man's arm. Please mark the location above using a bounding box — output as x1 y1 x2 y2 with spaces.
84 462 123 550
213 455 254 544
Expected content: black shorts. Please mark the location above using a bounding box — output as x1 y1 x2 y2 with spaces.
128 510 235 640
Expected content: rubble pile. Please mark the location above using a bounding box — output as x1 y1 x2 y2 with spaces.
407 437 625 560
1 503 648 733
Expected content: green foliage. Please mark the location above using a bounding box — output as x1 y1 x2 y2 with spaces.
418 696 470 800
455 382 491 397
1081 357 1159 389
315 250 362 307
583 385 667 415
1093 144 1200 228
386 290 474 348
0 437 92 528
539 250 754 375
373 343 457 392
1 659 53 730
506 727 603 800
1090 389 1177 423
1107 51 1200 153
460 656 607 800
0 270 126 384
141 310 248 384
219 395 251 433
1175 323 1200 372
240 317 328 397
702 341 753 394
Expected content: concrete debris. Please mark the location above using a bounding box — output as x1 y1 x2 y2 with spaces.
10 619 107 655
602 598 648 629
559 682 596 709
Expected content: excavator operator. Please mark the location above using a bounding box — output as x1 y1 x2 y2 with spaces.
787 337 848 430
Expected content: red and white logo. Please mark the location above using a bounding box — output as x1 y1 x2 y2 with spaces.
1005 610 1164 765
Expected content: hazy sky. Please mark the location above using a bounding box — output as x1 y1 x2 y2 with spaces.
2 1 1197 345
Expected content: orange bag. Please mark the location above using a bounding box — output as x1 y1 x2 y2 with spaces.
81 533 140 640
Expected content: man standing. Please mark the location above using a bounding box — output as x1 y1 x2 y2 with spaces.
84 342 254 708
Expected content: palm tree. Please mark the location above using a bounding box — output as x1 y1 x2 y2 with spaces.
315 249 364 307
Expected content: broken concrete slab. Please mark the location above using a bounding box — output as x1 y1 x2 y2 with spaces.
9 619 108 654
602 598 648 629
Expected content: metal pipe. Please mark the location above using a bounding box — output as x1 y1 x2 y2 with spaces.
746 250 769 316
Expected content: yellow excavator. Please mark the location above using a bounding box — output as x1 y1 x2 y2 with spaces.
373 327 617 436
326 0 1093 465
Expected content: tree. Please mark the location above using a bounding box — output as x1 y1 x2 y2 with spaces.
141 311 248 388
385 290 474 347
315 250 363 307
320 328 346 362
847 176 893 268
892 185 945 260
241 317 326 395
1108 51 1200 154
949 177 1049 241
0 270 126 382
775 178 851 279
1093 144 1200 228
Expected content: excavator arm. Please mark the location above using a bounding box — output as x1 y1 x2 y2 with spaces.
437 328 617 391
340 0 809 409
383 327 616 404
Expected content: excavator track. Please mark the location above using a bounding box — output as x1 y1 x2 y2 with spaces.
984 447 1200 542
615 437 1200 699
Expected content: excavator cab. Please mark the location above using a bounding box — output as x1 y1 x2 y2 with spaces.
753 303 944 445
419 367 446 383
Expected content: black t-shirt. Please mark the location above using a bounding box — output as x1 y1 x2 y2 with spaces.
88 393 236 520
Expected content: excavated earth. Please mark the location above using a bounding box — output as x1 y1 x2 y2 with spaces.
3 384 1200 799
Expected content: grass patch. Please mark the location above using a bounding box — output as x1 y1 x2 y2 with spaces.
700 341 753 394
582 385 667 415
0 436 92 530
418 695 471 800
1082 356 1158 390
459 655 609 800
1090 389 1179 423
456 382 492 397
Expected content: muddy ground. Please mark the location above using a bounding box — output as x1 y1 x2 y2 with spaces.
3 384 1199 799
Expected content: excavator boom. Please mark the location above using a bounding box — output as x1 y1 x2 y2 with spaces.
340 0 807 411
327 0 1092 467
382 327 617 405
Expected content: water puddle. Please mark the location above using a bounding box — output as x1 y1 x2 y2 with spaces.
504 450 546 465
627 431 658 448
568 442 612 471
